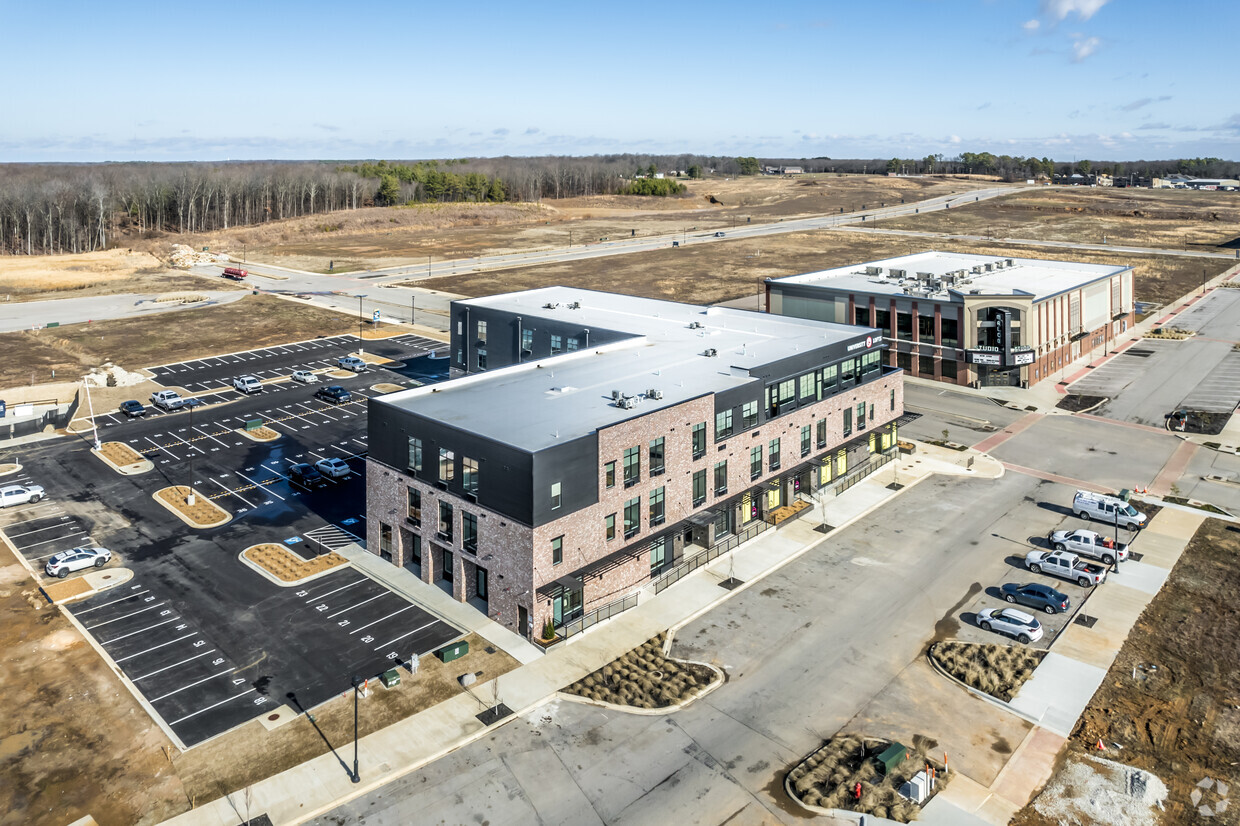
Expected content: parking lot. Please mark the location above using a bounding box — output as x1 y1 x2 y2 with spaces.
0 330 466 748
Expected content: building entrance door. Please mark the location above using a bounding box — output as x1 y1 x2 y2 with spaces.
978 365 1020 387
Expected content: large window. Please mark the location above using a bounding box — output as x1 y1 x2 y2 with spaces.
605 513 616 541
410 533 421 564
692 469 707 507
623 446 641 487
840 358 856 386
438 500 453 539
649 437 665 475
816 418 827 448
896 351 912 372
604 461 616 488
462 512 477 552
941 317 959 348
769 438 781 471
919 315 936 345
550 482 562 510
567 336 579 351
854 305 870 326
750 445 763 480
407 437 422 473
650 537 667 575
742 401 758 429
692 422 706 459
551 334 563 354
801 425 812 457
463 457 478 495
844 407 853 437
649 487 665 526
521 328 534 353
713 460 728 495
799 373 814 400
856 402 866 431
441 548 453 582
941 359 958 380
896 311 913 340
822 364 838 394
624 497 641 538
715 409 733 440
407 488 421 525
890 389 896 410
862 350 882 376
476 320 487 344
379 523 392 561
438 448 454 483
551 535 563 565
874 308 890 333
918 355 935 377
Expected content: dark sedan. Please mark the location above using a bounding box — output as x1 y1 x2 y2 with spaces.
1000 582 1070 615
119 400 147 418
288 463 328 489
315 385 352 404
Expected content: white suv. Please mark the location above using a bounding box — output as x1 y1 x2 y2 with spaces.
976 607 1044 644
46 546 112 578
0 484 45 508
233 375 263 394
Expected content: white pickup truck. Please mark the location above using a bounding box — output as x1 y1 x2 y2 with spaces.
233 375 263 394
1048 529 1128 565
1025 550 1108 587
150 389 185 411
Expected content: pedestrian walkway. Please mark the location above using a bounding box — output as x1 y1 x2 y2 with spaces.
159 442 1003 826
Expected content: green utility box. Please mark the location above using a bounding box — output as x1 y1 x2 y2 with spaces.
245 419 263 431
876 742 911 775
1118 488 1133 502
380 669 401 688
436 640 469 663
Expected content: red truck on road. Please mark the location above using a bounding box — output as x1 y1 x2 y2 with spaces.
222 267 247 280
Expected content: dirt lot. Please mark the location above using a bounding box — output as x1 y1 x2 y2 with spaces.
0 249 238 303
1013 516 1240 826
0 293 356 390
410 228 1229 308
0 536 517 826
132 176 997 273
875 186 1240 252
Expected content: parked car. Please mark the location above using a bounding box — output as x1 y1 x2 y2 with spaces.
1025 550 1108 587
0 484 45 508
337 356 368 373
233 375 263 394
714 231 725 237
149 389 185 411
315 457 351 479
976 607 1044 644
1073 490 1146 530
288 463 328 489
1049 529 1128 565
45 546 111 578
315 385 352 404
1000 583 1070 615
291 369 317 384
119 400 147 419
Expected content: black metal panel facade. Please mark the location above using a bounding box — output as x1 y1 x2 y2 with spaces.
451 303 634 373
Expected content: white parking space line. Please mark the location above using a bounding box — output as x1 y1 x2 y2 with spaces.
132 649 218 679
194 426 232 449
75 590 150 614
168 689 256 726
114 632 199 663
261 463 289 479
18 530 89 549
349 605 415 634
305 578 368 602
85 603 166 630
326 592 388 619
373 620 437 652
208 477 254 508
6 521 76 539
258 413 300 434
1 506 66 523
236 470 283 501
165 430 206 456
32 542 93 561
99 617 181 645
149 669 236 703
145 436 181 461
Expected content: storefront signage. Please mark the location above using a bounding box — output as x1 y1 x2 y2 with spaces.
847 334 882 353
966 350 1002 365
1012 350 1035 365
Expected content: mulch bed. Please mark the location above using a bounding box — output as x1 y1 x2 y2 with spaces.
154 485 230 528
242 544 347 583
930 641 1046 702
1056 394 1107 413
563 633 718 709
1167 409 1229 435
99 441 145 466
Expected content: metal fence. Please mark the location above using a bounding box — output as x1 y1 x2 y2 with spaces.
832 450 893 496
557 592 639 640
653 519 771 594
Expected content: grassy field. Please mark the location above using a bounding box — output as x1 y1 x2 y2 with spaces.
408 228 1232 308
874 186 1240 252
132 175 999 273
0 249 234 302
0 294 357 390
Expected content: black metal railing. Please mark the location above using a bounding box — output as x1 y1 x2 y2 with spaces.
557 592 639 639
833 451 893 496
653 519 771 594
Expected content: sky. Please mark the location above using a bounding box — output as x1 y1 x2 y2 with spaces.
2 0 1237 163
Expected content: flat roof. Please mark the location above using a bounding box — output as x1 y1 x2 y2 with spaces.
377 287 872 452
770 251 1129 303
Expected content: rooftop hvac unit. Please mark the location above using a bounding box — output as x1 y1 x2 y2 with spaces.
984 263 994 272
917 271 933 280
1006 258 1015 266
611 389 622 400
616 396 639 409
704 348 718 357
971 265 983 274
688 321 704 329
888 269 905 279
567 301 581 309
994 260 1006 269
647 388 664 399
543 302 559 309
865 266 881 275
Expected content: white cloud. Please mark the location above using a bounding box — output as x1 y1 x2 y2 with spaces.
1040 0 1110 22
949 135 962 144
1022 18 1041 30
1071 35 1100 62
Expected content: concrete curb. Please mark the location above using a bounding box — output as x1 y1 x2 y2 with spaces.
924 644 1045 729
237 546 351 588
0 462 22 476
152 487 231 530
782 736 937 824
41 567 134 605
236 427 280 443
91 444 154 475
554 657 725 717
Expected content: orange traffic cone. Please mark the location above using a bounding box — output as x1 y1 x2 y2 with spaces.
1096 738 1105 751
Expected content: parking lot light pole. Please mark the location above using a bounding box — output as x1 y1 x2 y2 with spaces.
355 294 367 353
186 404 196 507
351 675 361 783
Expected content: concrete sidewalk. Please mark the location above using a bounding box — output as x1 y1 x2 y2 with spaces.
161 444 1002 826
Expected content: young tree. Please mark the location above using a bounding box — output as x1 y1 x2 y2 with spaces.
375 174 401 206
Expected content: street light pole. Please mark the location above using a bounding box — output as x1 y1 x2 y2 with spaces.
410 295 415 327
186 403 196 507
351 675 361 783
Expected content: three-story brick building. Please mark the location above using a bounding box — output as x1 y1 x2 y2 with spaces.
365 288 903 640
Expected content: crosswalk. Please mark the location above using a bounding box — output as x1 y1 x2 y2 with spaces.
304 524 363 551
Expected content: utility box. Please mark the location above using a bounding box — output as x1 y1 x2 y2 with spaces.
876 742 910 775
436 640 469 663
380 669 401 689
899 770 930 804
245 419 263 431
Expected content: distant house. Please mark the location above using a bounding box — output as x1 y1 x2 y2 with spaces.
780 166 804 175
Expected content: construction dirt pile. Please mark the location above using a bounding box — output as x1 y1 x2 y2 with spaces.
1032 756 1167 826
83 363 147 388
169 244 219 269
